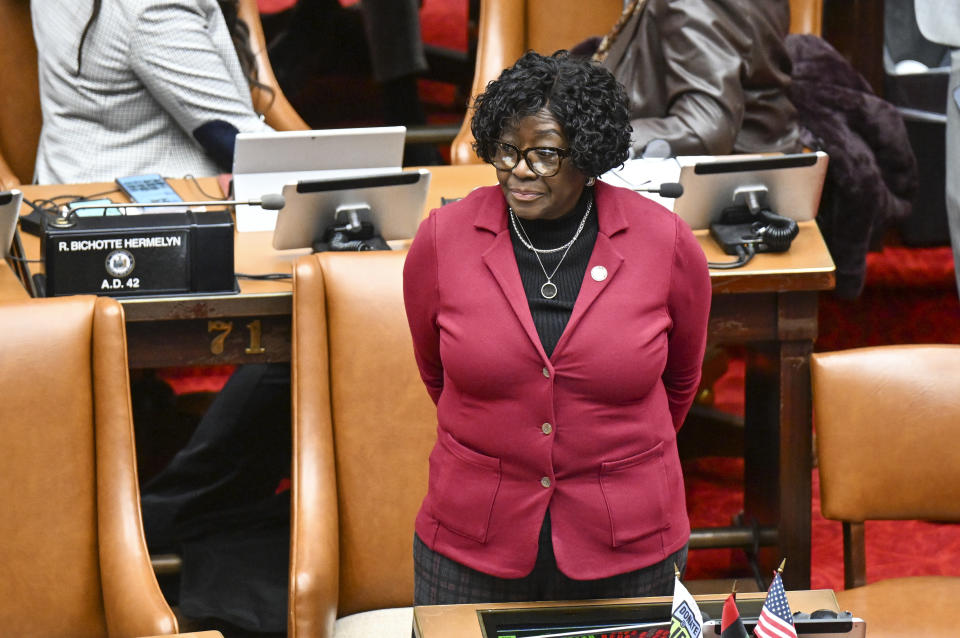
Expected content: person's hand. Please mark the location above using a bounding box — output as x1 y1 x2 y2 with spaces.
217 173 233 198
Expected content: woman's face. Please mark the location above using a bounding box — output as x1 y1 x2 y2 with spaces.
495 108 588 221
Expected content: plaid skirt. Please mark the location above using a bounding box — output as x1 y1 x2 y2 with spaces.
413 512 687 605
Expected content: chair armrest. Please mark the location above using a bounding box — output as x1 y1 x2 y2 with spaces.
93 297 183 638
238 0 310 131
289 254 341 638
0 152 21 190
790 0 822 36
451 0 526 164
259 88 312 132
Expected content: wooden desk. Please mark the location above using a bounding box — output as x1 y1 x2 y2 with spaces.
13 177 301 366
414 589 841 638
12 164 834 588
12 169 487 366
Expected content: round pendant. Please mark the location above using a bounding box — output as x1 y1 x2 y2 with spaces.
540 281 558 299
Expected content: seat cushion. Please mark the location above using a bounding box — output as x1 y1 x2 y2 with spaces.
334 607 413 638
835 576 960 638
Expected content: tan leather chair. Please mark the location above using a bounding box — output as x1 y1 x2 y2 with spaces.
811 345 960 638
289 251 437 638
0 0 306 189
237 0 310 131
450 0 824 165
449 0 624 165
790 0 823 38
0 261 30 300
0 295 222 638
0 0 40 188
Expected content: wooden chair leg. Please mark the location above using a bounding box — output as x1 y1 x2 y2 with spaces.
843 521 867 589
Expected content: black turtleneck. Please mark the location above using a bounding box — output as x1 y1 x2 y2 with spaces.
508 187 598 358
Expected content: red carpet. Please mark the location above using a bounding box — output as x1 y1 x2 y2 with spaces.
683 243 960 590
683 454 960 591
227 0 960 594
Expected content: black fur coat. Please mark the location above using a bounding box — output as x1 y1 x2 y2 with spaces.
786 34 918 298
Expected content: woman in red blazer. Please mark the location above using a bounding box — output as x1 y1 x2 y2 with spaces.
403 51 711 604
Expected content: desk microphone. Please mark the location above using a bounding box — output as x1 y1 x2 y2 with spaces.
635 183 684 198
59 193 286 222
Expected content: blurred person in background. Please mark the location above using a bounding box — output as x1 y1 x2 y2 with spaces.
915 0 960 297
32 0 272 183
580 0 801 158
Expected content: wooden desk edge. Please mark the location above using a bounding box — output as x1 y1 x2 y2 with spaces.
9 170 837 310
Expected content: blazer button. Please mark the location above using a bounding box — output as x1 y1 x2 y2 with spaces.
542 367 550 378
541 422 552 435
540 476 551 488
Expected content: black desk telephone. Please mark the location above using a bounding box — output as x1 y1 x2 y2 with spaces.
708 186 799 269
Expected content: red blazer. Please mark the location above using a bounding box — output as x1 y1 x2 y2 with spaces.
403 180 711 579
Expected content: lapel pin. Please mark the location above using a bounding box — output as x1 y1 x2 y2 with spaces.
590 265 608 282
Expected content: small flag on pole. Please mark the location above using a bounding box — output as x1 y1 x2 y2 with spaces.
754 562 798 638
670 565 703 638
720 590 748 638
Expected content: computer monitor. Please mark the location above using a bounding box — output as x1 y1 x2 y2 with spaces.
233 126 407 232
271 169 431 250
673 151 829 230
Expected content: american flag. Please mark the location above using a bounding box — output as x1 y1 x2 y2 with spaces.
753 572 798 638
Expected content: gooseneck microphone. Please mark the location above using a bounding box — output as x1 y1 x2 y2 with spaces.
635 182 684 198
54 194 286 228
61 193 286 215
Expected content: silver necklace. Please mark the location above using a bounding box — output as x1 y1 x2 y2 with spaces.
510 202 591 299
509 199 593 254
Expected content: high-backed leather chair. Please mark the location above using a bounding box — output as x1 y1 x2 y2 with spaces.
450 0 824 164
449 0 623 165
0 0 40 189
0 295 222 638
811 345 960 638
0 0 306 189
289 251 437 637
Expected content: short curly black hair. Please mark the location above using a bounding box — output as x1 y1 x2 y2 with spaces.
471 50 631 177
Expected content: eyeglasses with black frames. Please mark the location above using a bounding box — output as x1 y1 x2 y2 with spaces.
485 140 571 177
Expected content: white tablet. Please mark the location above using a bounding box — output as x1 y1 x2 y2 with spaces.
232 126 406 232
272 169 431 250
673 151 829 230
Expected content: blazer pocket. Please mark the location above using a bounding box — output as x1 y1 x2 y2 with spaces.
599 441 670 547
430 429 502 543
